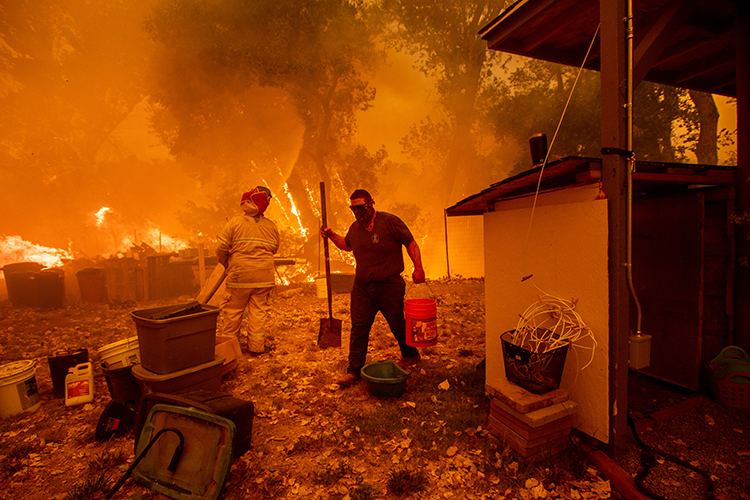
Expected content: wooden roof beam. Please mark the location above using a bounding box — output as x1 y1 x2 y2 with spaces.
520 0 592 52
480 0 559 50
673 54 735 84
684 8 736 38
522 15 576 52
633 0 699 87
653 35 716 66
706 73 738 95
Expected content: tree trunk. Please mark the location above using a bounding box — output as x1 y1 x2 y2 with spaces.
688 90 719 164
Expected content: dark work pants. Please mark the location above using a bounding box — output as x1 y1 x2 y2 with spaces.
347 277 419 376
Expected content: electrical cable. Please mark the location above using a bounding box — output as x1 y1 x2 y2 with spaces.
626 412 715 500
510 25 602 378
520 23 601 275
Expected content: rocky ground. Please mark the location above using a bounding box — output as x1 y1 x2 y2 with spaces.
0 277 748 500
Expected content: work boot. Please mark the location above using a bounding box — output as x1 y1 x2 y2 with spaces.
336 372 360 388
247 337 265 354
397 353 421 368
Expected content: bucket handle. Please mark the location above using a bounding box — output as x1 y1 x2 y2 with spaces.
405 281 437 300
68 362 91 374
718 346 750 362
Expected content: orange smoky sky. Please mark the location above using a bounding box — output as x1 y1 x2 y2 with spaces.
0 1 737 270
356 49 439 164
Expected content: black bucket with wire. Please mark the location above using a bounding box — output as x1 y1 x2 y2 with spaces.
501 330 569 394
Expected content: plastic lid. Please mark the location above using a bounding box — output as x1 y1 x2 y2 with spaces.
133 404 235 500
0 360 36 378
52 348 87 358
97 336 139 354
131 355 225 382
39 268 64 275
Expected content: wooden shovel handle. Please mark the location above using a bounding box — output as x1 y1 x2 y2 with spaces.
320 182 334 320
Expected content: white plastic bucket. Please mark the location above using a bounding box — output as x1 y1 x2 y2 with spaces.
315 277 327 299
98 336 140 370
0 360 41 418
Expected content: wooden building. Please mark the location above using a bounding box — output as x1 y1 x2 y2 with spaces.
448 156 735 445
457 0 747 453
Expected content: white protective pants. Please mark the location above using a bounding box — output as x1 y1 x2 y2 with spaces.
219 286 273 353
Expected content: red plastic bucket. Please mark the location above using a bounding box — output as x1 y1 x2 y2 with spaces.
405 298 437 347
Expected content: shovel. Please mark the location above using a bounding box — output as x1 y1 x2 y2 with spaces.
318 181 342 348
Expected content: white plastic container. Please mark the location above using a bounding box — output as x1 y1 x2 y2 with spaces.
0 360 41 418
98 336 140 370
65 362 95 406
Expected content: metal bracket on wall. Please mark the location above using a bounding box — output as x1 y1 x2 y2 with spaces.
601 147 634 158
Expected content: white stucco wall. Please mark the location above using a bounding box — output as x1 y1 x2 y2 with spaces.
484 183 610 443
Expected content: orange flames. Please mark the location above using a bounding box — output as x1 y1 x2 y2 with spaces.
1 196 352 285
92 206 190 257
0 236 72 272
94 207 111 227
279 183 308 238
120 225 190 255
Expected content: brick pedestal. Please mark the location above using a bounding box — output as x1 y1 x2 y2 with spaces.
486 383 577 459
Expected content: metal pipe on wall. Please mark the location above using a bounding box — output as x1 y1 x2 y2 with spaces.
625 0 644 338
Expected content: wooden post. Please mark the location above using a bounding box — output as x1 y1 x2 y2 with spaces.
734 4 750 352
444 209 451 278
600 0 630 456
198 243 207 287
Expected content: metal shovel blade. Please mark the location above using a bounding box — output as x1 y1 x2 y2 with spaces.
318 317 342 348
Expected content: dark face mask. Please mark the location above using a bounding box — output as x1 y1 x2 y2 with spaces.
353 204 375 227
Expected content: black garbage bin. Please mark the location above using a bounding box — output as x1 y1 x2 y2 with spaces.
2 262 43 307
76 268 107 303
35 268 65 308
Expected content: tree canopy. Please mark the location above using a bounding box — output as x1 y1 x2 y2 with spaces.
382 0 509 207
487 58 723 175
145 0 387 246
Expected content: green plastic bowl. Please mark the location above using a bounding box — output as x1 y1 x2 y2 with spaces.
360 361 411 398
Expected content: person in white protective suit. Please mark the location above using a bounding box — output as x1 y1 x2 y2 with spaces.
216 186 280 354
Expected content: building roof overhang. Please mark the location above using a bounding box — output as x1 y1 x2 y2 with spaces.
479 0 740 97
446 157 737 216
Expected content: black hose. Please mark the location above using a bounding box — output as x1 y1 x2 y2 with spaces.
626 411 715 500
104 427 185 500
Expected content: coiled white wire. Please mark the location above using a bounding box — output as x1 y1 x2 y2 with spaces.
512 289 597 370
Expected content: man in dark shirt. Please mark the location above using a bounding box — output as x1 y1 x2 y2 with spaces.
321 189 426 388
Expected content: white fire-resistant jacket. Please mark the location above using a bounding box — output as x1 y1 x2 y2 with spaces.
216 214 280 288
